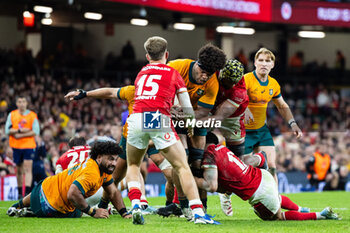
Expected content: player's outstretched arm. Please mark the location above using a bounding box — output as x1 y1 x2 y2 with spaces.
195 168 218 192
272 96 303 138
67 183 109 218
65 88 120 101
103 182 132 219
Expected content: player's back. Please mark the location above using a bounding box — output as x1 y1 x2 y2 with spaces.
55 146 91 174
133 63 186 116
204 144 261 200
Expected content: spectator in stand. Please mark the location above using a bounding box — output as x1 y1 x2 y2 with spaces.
121 40 136 61
306 142 332 190
235 48 248 71
0 100 8 125
289 51 304 74
0 146 16 176
335 50 346 78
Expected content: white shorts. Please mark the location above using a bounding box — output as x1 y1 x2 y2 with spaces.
127 113 179 150
248 169 280 219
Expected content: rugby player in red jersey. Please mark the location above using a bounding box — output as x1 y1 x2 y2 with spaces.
195 142 340 221
125 36 218 225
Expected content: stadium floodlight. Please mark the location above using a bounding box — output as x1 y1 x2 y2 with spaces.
33 5 53 14
232 27 255 35
130 18 148 26
23 11 31 17
216 26 255 35
173 23 195 31
41 18 52 25
216 26 234 33
298 31 325 39
84 12 103 20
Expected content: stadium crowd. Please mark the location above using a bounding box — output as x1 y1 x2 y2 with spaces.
0 45 349 191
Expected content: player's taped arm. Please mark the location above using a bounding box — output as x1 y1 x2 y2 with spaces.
177 91 195 120
195 167 218 192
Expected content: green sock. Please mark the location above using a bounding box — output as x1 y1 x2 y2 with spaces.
12 199 24 209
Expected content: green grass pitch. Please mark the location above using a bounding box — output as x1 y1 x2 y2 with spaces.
0 191 348 233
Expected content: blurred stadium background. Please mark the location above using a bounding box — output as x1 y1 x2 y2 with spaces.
0 0 349 200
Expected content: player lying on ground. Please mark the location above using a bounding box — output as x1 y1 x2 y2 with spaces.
195 143 341 221
55 136 131 218
7 141 129 219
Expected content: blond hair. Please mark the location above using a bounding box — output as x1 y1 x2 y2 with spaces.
144 36 168 61
255 48 275 62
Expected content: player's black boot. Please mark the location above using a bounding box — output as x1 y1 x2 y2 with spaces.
157 203 182 217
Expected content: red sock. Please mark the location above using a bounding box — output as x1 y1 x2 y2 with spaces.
281 195 299 211
284 211 316 220
128 188 142 202
172 187 179 205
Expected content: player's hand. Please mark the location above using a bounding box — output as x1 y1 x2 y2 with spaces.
244 108 254 124
187 125 194 138
64 89 87 101
93 208 109 218
171 105 183 121
291 124 303 139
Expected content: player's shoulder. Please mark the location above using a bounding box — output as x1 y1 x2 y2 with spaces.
85 158 99 171
168 59 193 66
268 76 280 86
204 74 219 91
121 85 135 92
243 71 255 79
119 85 135 100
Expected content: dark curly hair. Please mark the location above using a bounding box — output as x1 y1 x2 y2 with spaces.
68 136 86 148
90 141 123 160
197 44 226 74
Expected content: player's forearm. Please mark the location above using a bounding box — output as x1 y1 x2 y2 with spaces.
177 92 195 119
277 105 295 123
108 187 127 213
67 185 90 212
194 177 211 192
194 107 211 119
87 88 118 99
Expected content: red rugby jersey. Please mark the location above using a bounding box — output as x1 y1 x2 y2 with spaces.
202 144 262 200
